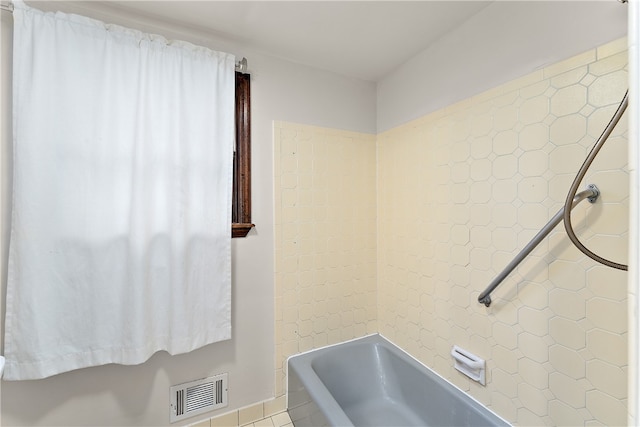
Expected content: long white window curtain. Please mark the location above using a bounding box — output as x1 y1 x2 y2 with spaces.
5 2 235 380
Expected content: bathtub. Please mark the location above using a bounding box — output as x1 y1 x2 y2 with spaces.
287 334 509 427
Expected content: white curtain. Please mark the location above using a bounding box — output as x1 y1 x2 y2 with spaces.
5 2 235 380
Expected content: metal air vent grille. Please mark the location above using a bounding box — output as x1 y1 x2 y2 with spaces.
170 373 228 423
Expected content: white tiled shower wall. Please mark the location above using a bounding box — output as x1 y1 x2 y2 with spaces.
273 124 378 396
377 38 628 426
274 38 629 426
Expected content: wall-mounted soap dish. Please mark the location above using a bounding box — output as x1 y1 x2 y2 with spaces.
451 345 485 385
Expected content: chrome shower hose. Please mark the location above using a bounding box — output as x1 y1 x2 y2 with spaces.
562 90 629 271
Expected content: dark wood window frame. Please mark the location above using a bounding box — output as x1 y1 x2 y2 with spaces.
232 71 254 238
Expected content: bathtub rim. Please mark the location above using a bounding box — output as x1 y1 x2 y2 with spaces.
285 333 511 427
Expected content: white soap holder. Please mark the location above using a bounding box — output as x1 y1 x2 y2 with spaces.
451 345 485 385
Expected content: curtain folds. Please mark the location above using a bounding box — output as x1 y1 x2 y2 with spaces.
5 2 235 380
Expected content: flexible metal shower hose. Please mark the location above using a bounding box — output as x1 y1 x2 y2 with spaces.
563 90 629 271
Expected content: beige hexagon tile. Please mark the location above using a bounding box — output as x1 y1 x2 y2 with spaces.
550 288 586 320
491 179 519 203
586 390 627 426
587 329 627 367
519 122 549 151
517 176 548 203
550 84 588 116
588 70 628 107
549 144 587 174
586 266 627 301
491 392 519 422
518 150 549 177
586 298 627 334
550 66 588 89
518 357 549 390
549 372 587 409
587 359 627 400
518 408 552 427
520 95 550 125
519 332 549 363
493 155 520 182
518 382 548 416
547 174 577 202
588 104 628 139
549 316 586 350
549 399 587 426
517 203 548 231
518 306 550 337
547 230 587 264
549 344 586 379
516 281 550 310
588 135 628 171
549 260 586 291
586 233 629 266
550 114 588 145
491 204 517 228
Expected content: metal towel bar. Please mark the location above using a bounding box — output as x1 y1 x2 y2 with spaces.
478 184 600 307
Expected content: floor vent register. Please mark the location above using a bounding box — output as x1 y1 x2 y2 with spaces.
170 373 228 423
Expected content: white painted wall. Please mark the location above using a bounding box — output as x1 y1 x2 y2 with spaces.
0 3 375 426
377 1 628 132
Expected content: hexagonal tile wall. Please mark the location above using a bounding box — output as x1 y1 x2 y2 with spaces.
275 37 629 427
377 38 628 426
274 123 378 397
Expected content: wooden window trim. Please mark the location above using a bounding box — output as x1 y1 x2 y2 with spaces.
232 71 254 237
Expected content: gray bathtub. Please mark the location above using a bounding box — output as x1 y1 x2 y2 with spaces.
287 334 509 427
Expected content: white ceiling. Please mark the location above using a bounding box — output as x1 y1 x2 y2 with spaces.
47 1 494 82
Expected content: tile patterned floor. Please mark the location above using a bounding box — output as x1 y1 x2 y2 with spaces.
241 411 292 427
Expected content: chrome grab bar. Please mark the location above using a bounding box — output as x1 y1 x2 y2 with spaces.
478 184 600 307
